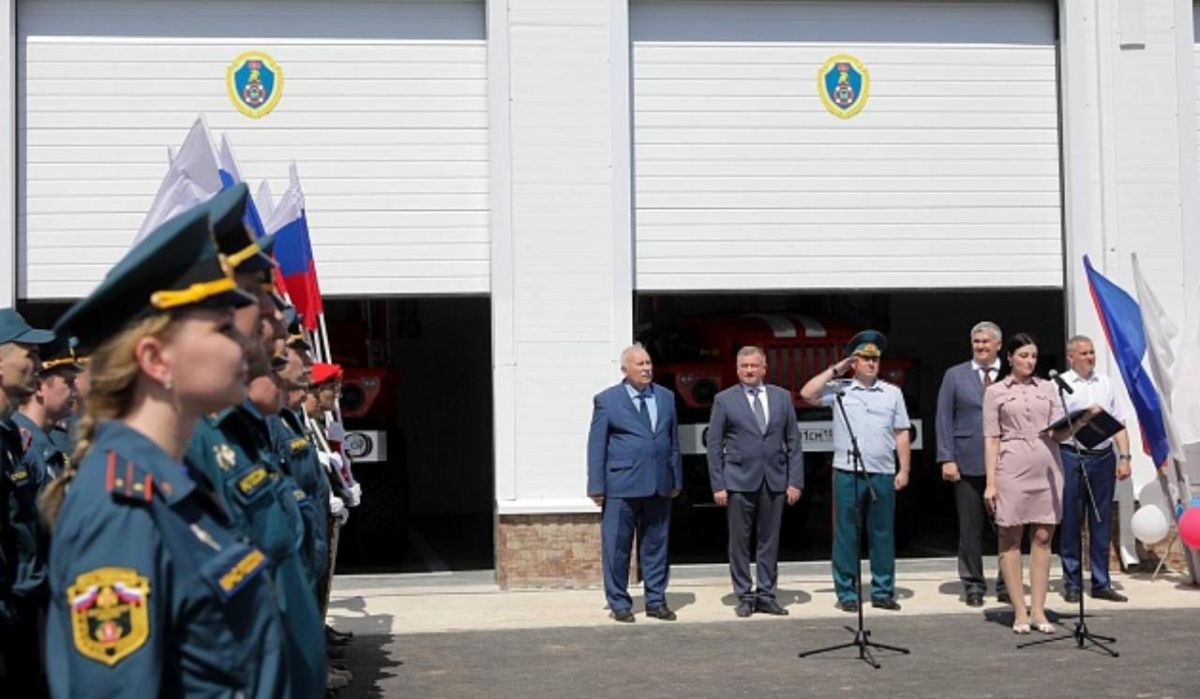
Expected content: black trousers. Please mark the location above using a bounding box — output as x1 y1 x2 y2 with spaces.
728 483 785 603
955 475 1006 596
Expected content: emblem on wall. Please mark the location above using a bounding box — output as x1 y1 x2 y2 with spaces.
226 51 284 119
817 54 869 119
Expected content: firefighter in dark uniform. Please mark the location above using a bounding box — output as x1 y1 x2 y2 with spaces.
0 308 55 692
47 341 89 459
41 206 289 696
185 184 327 697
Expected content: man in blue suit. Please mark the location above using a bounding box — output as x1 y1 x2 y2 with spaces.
935 321 1008 607
587 344 682 623
707 346 803 617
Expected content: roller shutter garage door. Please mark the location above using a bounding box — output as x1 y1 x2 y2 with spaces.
632 0 1061 291
19 0 488 298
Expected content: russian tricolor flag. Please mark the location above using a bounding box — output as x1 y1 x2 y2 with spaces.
263 163 323 329
1083 255 1172 468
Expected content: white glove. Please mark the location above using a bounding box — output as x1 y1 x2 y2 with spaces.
316 448 332 471
330 495 349 524
329 452 344 471
347 483 362 508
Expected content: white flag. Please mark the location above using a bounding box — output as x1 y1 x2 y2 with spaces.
133 117 222 245
1174 278 1200 445
1131 253 1186 462
254 179 275 224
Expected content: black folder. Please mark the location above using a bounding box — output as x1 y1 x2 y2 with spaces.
1048 408 1125 449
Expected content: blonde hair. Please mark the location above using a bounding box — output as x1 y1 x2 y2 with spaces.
41 314 177 527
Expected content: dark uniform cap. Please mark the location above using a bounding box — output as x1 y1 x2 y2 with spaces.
40 334 85 373
846 329 887 358
205 184 278 274
281 307 312 351
0 308 54 345
55 207 255 351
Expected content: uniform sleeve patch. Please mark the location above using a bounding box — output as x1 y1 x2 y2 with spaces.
236 466 270 497
8 468 28 483
215 548 268 599
68 567 151 667
288 437 309 454
292 488 309 502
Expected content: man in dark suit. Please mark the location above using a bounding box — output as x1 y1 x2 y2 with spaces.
587 344 682 623
935 321 1008 607
707 346 803 617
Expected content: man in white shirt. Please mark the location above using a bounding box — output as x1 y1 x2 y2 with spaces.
1058 335 1131 603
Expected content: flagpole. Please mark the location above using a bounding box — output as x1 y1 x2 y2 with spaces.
1168 459 1200 583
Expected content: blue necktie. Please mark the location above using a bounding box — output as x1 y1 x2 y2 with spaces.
751 387 767 433
636 392 653 431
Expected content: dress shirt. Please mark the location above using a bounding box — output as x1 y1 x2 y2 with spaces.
1060 369 1125 450
820 378 911 474
972 358 1001 386
742 382 769 418
624 381 658 432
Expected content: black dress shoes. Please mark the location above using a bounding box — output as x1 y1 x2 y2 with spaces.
1091 587 1128 602
996 590 1011 605
610 608 635 623
755 599 789 616
835 599 859 613
1063 588 1081 604
965 592 984 608
646 605 677 621
871 597 901 611
735 601 753 618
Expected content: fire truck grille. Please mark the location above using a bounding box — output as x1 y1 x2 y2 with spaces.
763 342 842 392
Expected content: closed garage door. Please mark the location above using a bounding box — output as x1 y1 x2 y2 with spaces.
19 0 488 299
632 0 1061 291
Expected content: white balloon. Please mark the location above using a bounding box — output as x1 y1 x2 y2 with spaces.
1131 505 1170 545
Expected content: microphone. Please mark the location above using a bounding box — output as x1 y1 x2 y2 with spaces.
1048 369 1074 395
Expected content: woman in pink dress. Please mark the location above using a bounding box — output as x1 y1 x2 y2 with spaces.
983 333 1100 634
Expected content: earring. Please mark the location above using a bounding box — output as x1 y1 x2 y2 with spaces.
164 377 174 391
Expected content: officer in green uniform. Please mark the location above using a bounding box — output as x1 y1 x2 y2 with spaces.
800 330 912 613
43 206 289 697
185 184 326 697
0 308 54 691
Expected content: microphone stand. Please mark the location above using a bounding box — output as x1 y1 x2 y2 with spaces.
1017 380 1118 657
799 386 910 668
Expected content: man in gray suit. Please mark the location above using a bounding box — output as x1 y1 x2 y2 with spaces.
707 346 804 617
935 321 1008 607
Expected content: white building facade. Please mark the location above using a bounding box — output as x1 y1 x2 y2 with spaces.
1 0 1196 585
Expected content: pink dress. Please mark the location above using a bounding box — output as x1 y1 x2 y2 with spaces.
983 376 1065 526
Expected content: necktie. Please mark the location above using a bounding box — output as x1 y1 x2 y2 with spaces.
636 392 653 431
982 367 993 387
751 387 767 433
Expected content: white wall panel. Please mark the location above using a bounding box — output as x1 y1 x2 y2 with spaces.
18 0 487 298
632 0 1062 291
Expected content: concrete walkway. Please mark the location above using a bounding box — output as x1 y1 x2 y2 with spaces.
328 558 1199 635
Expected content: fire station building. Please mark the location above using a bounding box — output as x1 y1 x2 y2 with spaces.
1 0 1197 586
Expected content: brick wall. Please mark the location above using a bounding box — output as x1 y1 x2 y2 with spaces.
496 513 604 589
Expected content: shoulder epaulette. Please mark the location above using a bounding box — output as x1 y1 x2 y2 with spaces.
104 450 155 504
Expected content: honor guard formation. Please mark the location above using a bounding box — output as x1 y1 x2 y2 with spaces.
0 185 362 696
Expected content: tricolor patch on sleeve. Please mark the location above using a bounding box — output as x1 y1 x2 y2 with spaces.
68 567 151 666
